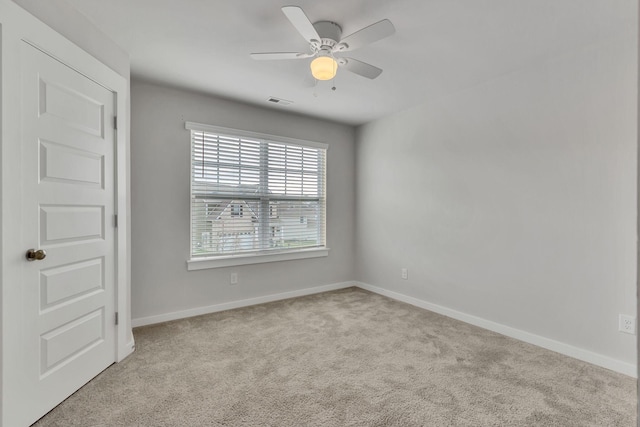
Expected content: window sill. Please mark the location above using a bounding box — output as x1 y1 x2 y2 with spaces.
187 247 330 270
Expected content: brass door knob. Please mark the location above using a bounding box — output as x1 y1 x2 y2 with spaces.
26 249 47 261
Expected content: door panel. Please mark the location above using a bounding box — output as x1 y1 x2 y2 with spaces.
39 140 105 187
20 41 117 425
39 205 105 244
38 72 106 137
40 258 104 309
40 308 105 375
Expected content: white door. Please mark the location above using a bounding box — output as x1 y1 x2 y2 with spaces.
19 42 117 425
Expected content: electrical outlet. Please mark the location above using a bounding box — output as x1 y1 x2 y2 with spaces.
230 272 238 285
401 268 408 280
619 314 636 335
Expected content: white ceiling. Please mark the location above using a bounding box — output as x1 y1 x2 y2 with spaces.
66 0 634 126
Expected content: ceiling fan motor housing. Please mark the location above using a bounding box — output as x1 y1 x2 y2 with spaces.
311 21 342 52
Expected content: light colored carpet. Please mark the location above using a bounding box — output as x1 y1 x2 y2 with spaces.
34 287 635 426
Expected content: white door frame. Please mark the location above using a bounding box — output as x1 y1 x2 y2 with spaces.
0 1 133 425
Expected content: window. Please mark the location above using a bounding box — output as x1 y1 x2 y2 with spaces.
230 204 243 217
187 122 327 268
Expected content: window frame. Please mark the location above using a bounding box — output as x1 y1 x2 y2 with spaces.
185 122 329 270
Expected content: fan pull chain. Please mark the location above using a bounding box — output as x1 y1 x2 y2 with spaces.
331 55 337 91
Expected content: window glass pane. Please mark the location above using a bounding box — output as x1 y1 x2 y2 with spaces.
190 128 326 258
267 201 321 249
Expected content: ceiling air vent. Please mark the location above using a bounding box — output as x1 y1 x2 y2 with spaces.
267 97 293 106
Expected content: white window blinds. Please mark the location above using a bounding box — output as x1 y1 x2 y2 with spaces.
188 122 327 259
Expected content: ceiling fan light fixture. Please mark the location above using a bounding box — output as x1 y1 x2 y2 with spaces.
310 55 337 81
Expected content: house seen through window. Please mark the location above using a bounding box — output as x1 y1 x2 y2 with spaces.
189 123 327 258
230 204 243 217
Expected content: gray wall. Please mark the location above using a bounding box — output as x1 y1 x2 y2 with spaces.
131 80 356 320
355 34 637 365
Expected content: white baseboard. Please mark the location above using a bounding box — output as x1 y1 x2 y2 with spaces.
355 281 637 378
131 281 355 328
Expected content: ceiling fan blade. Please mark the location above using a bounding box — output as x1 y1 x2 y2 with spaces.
250 52 313 60
338 57 383 79
281 6 321 43
337 19 395 52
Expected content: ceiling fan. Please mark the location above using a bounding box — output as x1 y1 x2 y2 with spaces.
250 6 395 81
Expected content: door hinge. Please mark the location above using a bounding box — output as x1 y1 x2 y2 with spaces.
115 312 119 326
114 214 118 228
113 116 118 130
